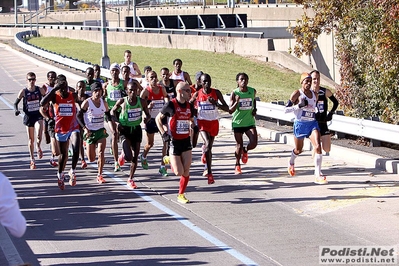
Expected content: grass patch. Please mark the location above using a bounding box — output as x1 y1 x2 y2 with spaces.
28 36 300 101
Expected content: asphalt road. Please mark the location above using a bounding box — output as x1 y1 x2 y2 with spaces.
0 42 398 266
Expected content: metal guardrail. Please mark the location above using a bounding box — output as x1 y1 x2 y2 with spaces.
15 30 399 147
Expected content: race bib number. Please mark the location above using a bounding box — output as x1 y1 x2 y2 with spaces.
109 90 122 101
176 120 190 134
152 100 165 112
317 101 325 113
27 99 40 112
91 116 104 125
127 108 141 122
59 103 73 116
301 108 315 121
239 98 252 110
199 102 216 112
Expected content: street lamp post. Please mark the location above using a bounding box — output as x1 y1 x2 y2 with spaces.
100 0 110 68
14 0 18 25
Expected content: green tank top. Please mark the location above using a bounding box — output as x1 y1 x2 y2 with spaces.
106 80 125 109
119 96 142 127
232 86 256 128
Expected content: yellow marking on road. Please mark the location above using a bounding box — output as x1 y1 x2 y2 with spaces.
303 185 399 214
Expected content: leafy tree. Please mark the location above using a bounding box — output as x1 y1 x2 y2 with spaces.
291 0 399 123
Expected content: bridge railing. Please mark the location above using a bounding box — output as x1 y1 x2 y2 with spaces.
15 30 399 147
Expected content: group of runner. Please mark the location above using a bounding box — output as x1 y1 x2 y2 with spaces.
13 50 337 203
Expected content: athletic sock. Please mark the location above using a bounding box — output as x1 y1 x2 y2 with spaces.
178 175 190 194
314 153 323 176
289 149 298 165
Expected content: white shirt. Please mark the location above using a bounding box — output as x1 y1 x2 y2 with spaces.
0 172 26 238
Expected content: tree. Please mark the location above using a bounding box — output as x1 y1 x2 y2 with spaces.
292 0 399 123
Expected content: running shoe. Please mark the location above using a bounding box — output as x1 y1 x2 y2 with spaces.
127 179 137 189
114 162 121 172
159 167 168 177
97 174 106 184
58 173 65 190
50 158 58 167
163 155 170 165
241 150 248 164
37 149 43 159
177 194 190 204
68 169 77 186
81 159 87 169
314 176 328 185
30 160 36 170
288 164 295 176
207 173 215 184
140 154 149 170
234 165 242 175
118 153 125 167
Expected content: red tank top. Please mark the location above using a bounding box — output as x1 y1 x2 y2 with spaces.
53 92 79 134
169 99 191 140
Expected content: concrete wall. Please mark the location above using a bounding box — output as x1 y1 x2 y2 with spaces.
0 5 339 85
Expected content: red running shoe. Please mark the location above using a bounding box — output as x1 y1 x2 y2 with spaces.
207 173 215 184
241 150 248 164
127 179 137 189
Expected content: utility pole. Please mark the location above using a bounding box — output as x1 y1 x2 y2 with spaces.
100 0 110 68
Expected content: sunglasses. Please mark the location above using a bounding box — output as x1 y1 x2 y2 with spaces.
28 78 36 81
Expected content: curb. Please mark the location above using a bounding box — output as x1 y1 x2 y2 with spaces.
219 118 399 174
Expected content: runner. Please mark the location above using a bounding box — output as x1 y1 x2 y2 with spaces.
93 64 106 84
81 67 97 98
41 71 59 167
119 50 142 79
140 65 152 91
170 59 192 85
310 70 339 156
159 67 177 100
75 80 89 169
77 82 110 184
190 73 229 184
111 80 151 189
40 74 81 190
284 73 327 185
14 72 46 169
155 82 196 203
189 71 203 150
139 70 169 176
104 63 126 171
229 72 258 175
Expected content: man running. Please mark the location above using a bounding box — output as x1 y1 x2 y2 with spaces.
41 71 59 167
156 82 196 204
14 72 46 169
170 59 192 85
310 70 339 156
119 50 142 79
40 74 81 190
104 63 126 171
229 73 258 175
284 73 327 185
140 70 169 176
190 73 229 184
77 82 111 184
111 80 151 189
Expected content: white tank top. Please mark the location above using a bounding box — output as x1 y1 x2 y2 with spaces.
294 90 318 122
84 98 106 131
170 71 185 81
